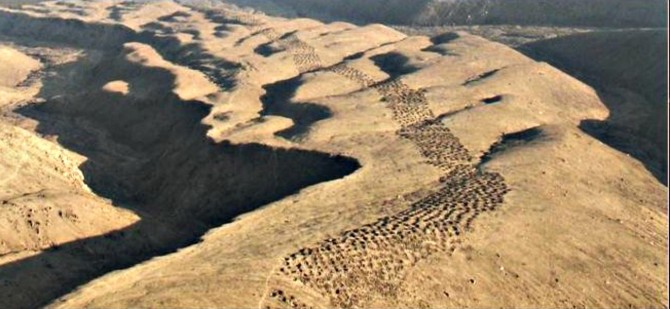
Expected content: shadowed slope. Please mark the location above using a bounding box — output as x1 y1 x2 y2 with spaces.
0 15 358 309
0 3 666 309
260 76 332 139
520 29 668 184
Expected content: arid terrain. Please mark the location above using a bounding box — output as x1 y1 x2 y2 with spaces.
0 1 667 309
230 0 669 184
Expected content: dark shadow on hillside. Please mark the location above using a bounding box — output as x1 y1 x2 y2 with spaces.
142 21 176 34
370 52 421 79
261 76 332 139
0 10 242 90
0 15 360 309
0 10 135 49
254 41 284 57
480 127 543 165
463 68 500 86
481 95 503 105
430 32 459 45
419 32 460 56
579 119 666 184
136 31 242 89
518 30 668 185
158 10 192 22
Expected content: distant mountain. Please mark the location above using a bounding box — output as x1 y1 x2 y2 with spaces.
224 0 668 28
419 0 668 27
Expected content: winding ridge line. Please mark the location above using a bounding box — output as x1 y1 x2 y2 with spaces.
206 9 509 308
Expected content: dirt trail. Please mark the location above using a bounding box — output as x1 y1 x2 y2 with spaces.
227 15 510 307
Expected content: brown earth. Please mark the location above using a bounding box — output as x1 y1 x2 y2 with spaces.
518 29 668 185
0 1 667 309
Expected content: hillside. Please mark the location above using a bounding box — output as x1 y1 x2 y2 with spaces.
224 0 668 28
219 1 668 185
519 29 668 184
0 1 667 309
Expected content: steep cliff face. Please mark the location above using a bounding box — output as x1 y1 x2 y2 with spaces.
0 1 667 309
